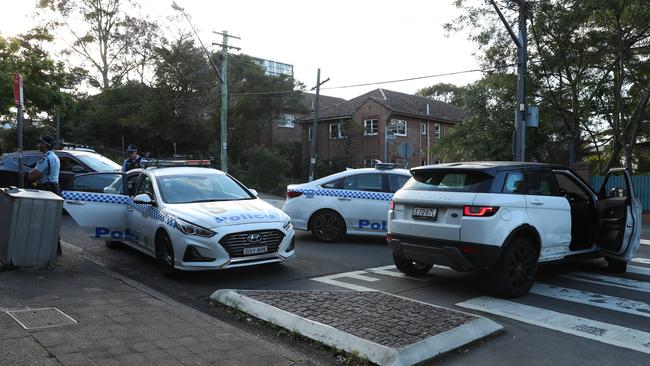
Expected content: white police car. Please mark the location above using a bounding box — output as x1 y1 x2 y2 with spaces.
282 164 411 242
387 162 642 297
63 167 295 276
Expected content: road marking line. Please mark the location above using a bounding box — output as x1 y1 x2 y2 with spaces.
340 271 381 282
311 274 376 292
365 265 431 282
641 239 650 246
563 272 650 293
456 297 650 354
531 283 650 318
627 265 650 276
631 258 650 265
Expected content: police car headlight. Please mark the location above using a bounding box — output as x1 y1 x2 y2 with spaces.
176 219 216 237
283 220 292 231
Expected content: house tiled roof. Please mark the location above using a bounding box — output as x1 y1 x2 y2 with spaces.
296 88 465 123
300 92 346 111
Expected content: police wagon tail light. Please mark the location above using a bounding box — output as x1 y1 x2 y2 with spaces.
176 219 216 237
463 206 499 217
287 191 303 199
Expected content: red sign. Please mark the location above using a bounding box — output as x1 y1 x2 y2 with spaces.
13 73 23 106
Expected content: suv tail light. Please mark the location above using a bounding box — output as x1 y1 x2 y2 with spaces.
287 191 303 199
463 206 499 217
389 200 395 210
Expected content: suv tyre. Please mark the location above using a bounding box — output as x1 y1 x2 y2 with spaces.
393 252 433 277
491 237 538 298
607 258 627 273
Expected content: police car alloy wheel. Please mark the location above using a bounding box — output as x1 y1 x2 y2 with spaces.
156 230 176 277
311 210 345 242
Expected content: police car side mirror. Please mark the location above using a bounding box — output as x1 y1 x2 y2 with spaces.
249 189 258 197
133 193 153 205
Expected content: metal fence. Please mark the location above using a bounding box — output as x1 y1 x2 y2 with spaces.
591 175 649 211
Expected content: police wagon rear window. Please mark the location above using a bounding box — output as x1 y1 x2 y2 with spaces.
157 174 254 204
403 170 493 192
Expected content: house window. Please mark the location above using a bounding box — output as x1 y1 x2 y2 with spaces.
421 122 427 135
434 124 441 139
391 119 407 136
364 119 378 136
329 123 345 139
277 113 295 128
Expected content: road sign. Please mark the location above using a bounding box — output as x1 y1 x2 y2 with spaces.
13 74 23 106
398 142 414 158
526 106 539 128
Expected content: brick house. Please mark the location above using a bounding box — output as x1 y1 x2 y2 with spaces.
265 92 346 146
296 88 464 168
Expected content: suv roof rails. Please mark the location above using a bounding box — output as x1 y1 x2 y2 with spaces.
374 162 395 170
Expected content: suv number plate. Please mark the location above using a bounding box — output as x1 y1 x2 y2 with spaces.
243 246 268 255
412 207 437 220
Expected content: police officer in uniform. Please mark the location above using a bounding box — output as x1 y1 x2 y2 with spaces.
122 144 143 172
27 135 62 255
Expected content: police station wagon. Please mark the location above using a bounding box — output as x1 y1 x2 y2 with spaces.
387 162 642 298
282 164 411 242
63 167 295 275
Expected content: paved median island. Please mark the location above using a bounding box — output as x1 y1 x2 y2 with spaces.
211 290 502 366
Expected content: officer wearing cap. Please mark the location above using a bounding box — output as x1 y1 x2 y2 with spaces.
122 144 143 172
28 135 61 195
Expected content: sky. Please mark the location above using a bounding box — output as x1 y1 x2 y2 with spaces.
0 0 483 100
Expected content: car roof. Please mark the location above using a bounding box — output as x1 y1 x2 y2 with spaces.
12 149 98 156
145 167 225 177
312 167 410 183
411 161 568 175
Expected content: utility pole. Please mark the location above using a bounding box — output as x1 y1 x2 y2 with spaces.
308 69 330 182
490 0 528 161
14 74 24 188
55 107 61 149
213 31 240 173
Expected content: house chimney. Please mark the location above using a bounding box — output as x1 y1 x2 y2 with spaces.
426 103 430 115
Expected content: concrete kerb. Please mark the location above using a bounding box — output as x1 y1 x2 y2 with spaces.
211 289 503 366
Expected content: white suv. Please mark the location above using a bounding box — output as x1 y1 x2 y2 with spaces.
387 162 642 298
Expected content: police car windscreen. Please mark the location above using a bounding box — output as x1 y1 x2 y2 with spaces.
76 154 121 171
403 170 493 192
156 174 254 204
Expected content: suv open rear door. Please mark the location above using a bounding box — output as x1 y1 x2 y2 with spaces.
595 168 641 261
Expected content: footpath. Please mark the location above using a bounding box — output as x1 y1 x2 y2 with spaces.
0 242 307 366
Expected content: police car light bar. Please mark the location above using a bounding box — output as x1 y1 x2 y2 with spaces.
141 159 211 168
374 163 395 170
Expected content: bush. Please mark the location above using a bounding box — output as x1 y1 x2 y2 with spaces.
241 145 290 192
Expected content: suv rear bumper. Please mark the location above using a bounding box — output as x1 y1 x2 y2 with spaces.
387 233 501 271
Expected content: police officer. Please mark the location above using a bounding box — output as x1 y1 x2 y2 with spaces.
28 135 61 195
27 135 62 255
122 144 143 172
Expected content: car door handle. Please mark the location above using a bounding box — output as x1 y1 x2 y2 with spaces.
530 199 544 206
66 201 85 205
337 197 352 201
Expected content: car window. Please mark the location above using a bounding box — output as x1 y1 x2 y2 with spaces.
75 153 121 172
135 175 155 200
59 156 77 172
343 174 384 192
127 174 140 196
554 173 590 201
524 170 559 196
388 174 410 193
502 171 524 194
70 173 124 194
403 170 493 192
156 173 254 204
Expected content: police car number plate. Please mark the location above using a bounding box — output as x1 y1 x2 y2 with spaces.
243 246 268 255
413 207 437 220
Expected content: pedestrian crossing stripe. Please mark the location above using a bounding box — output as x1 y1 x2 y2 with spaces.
530 283 650 318
562 272 650 294
641 239 650 246
632 258 650 265
456 297 650 355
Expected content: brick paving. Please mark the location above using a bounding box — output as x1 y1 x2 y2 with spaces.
0 246 304 366
241 290 477 348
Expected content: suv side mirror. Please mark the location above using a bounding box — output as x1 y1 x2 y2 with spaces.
249 189 258 197
133 193 154 204
72 166 86 173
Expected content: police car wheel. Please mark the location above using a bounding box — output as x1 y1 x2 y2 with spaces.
310 210 345 242
155 231 176 277
393 252 433 277
491 237 538 298
105 241 123 249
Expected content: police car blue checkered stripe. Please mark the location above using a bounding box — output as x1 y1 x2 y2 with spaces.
63 191 178 228
292 188 393 201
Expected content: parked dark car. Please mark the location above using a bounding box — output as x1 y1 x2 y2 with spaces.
0 149 121 188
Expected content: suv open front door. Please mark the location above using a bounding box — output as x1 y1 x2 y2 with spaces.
62 172 131 241
595 168 641 261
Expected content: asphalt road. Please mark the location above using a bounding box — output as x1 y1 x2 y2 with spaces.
60 202 650 366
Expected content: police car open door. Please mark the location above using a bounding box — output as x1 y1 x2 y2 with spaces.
595 168 641 261
62 172 130 241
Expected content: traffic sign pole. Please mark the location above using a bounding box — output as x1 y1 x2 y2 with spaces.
14 74 24 188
